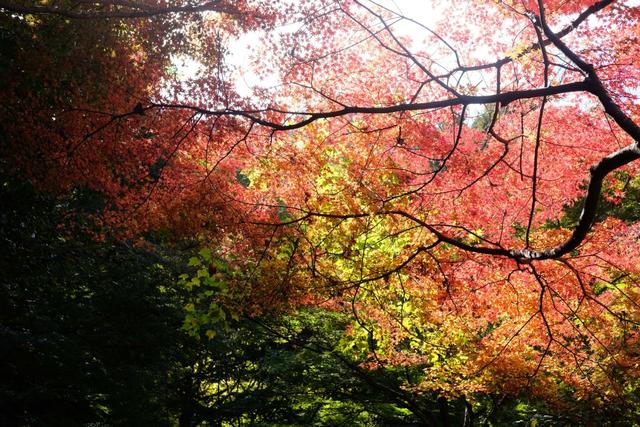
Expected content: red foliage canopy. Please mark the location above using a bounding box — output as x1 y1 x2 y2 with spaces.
3 0 640 411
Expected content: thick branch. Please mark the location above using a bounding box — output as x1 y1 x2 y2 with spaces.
533 0 640 143
0 0 230 19
151 80 589 131
259 135 639 262
453 0 614 73
510 141 640 260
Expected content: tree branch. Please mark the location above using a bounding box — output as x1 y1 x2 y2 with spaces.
150 80 589 131
0 0 232 19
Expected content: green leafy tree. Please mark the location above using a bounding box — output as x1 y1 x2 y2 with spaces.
0 178 188 425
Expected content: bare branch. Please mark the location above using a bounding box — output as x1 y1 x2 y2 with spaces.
0 0 235 19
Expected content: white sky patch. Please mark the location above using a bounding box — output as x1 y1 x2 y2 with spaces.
225 1 456 98
170 55 205 80
163 1 490 101
226 25 297 97
171 0 632 106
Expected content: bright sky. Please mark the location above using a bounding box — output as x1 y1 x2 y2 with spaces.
174 0 640 100
223 0 451 97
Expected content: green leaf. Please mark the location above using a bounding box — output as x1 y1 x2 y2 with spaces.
213 258 226 271
198 247 212 262
236 168 251 187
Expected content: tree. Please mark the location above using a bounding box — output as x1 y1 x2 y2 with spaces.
2 0 640 421
0 177 190 425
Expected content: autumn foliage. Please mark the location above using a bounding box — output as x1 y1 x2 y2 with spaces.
3 0 640 419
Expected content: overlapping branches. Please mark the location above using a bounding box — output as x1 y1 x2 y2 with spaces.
10 0 639 409
0 0 236 19
126 0 639 264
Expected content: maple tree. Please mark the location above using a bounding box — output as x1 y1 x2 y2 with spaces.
3 0 640 422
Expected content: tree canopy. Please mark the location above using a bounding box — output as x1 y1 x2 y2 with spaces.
2 0 640 425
